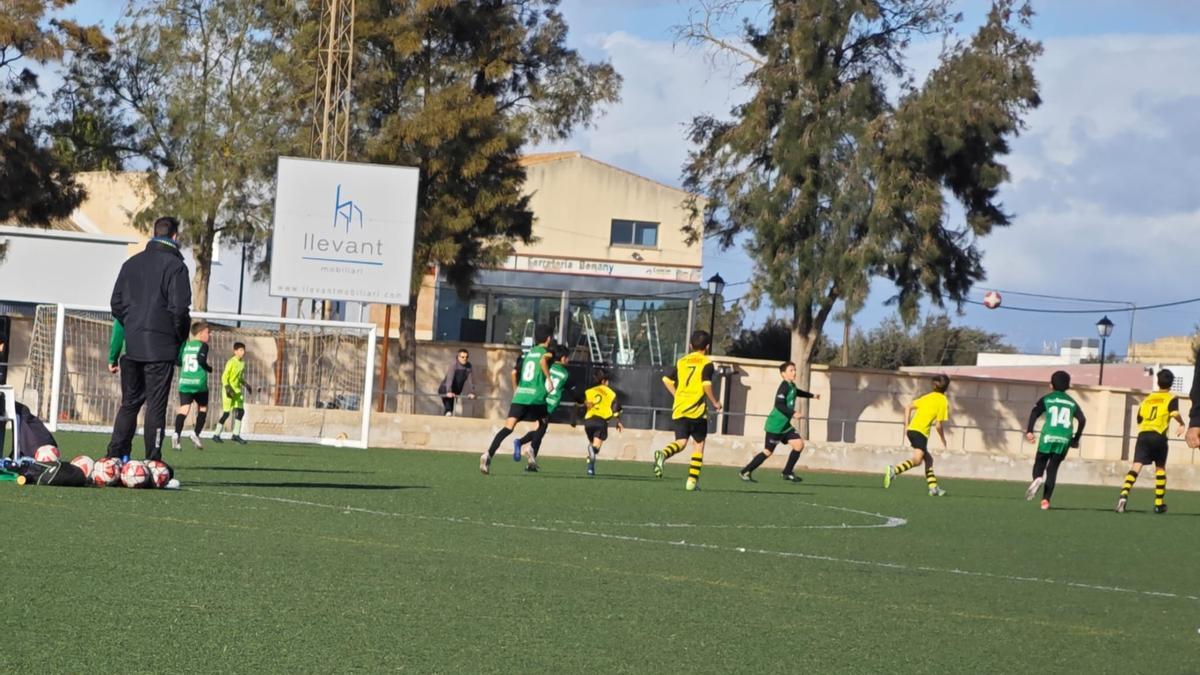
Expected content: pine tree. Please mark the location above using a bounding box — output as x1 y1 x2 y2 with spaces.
0 1 104 240
682 0 1041 389
349 1 621 399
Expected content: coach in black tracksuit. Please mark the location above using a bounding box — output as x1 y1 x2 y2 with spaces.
1187 350 1200 451
106 216 192 462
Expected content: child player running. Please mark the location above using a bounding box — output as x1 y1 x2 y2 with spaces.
479 324 555 475
739 361 819 483
173 321 214 450
582 368 622 476
1023 370 1086 510
884 374 949 496
513 344 574 471
652 330 722 491
1116 369 1184 514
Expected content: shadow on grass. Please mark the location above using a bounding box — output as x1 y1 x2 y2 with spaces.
192 480 428 491
190 466 365 475
525 473 662 483
1052 506 1200 516
704 488 816 497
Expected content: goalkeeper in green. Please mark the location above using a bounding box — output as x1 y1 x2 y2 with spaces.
213 341 247 444
173 321 213 450
1023 370 1086 510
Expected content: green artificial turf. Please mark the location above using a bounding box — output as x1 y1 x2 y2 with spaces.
1 431 1196 673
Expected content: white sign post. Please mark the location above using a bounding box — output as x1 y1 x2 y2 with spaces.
270 156 418 305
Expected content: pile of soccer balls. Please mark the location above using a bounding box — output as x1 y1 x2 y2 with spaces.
45 447 175 489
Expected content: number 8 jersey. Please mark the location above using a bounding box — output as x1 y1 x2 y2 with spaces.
512 345 550 405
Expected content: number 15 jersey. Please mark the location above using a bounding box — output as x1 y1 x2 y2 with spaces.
666 352 714 420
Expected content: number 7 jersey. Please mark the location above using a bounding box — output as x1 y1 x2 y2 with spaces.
666 352 714 420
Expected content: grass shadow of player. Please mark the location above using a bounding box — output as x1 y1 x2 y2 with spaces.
193 480 429 491
704 488 816 497
1052 506 1200 516
528 473 661 483
191 466 366 475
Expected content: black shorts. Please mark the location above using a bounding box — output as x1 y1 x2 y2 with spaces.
765 428 801 449
584 418 609 442
1133 432 1168 466
179 391 209 407
906 430 930 452
507 403 548 423
672 417 708 443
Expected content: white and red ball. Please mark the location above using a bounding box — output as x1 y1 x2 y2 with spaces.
92 457 122 487
70 455 95 480
146 460 171 489
983 290 1003 309
34 445 60 463
120 460 151 489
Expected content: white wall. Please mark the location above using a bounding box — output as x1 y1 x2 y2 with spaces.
0 227 134 306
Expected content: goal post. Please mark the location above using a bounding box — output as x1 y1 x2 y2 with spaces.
24 304 377 449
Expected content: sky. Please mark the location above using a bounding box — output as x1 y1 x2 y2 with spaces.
58 0 1200 356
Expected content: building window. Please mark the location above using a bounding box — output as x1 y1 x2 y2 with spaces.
610 219 658 248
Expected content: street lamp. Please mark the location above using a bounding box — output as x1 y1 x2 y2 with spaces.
1096 315 1114 385
706 273 725 348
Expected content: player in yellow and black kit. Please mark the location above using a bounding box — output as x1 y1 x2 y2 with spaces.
1116 369 1185 514
652 330 722 491
582 368 622 476
885 374 950 496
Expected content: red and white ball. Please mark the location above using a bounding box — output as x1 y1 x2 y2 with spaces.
146 460 172 489
34 445 60 463
120 460 151 489
983 290 1003 309
92 457 122 487
69 455 95 480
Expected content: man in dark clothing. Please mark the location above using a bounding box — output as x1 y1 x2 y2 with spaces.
439 349 476 416
107 216 192 463
1187 350 1199 450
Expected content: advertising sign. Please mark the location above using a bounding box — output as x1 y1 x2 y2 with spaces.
270 156 418 304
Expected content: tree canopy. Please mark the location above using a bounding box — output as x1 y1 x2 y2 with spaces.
0 0 104 235
681 0 1041 388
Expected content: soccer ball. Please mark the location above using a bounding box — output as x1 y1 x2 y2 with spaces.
92 457 122 487
146 460 172 489
120 461 151 489
70 455 95 479
983 290 1002 309
34 445 60 463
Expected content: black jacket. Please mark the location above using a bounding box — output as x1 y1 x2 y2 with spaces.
110 239 192 362
1190 353 1199 428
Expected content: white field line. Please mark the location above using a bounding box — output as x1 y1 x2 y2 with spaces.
187 488 1199 603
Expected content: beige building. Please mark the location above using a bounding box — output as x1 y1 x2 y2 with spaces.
411 151 704 365
1129 334 1197 364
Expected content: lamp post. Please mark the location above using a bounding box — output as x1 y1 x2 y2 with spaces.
706 273 725 345
1096 315 1114 385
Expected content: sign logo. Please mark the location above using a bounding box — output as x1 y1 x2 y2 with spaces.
333 184 364 232
301 183 384 266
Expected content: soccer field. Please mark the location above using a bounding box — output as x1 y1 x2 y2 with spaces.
2 432 1196 673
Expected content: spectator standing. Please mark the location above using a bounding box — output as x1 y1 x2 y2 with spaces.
106 216 192 463
1187 349 1199 449
439 349 476 416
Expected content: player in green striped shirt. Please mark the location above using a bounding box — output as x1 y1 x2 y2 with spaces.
480 324 555 475
739 361 820 482
514 344 576 471
1023 370 1086 510
172 321 213 450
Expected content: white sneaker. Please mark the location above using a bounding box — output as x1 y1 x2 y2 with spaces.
479 453 490 475
171 435 181 450
188 431 203 450
165 478 181 490
1024 476 1044 501
929 487 947 497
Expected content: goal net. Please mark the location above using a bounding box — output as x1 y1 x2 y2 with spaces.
23 305 377 448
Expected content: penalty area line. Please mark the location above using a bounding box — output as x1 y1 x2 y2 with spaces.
185 487 1198 604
